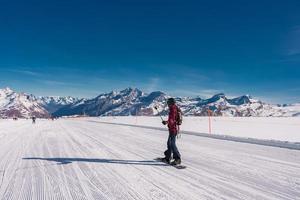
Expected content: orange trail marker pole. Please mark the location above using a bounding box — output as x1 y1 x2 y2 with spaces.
135 109 138 125
208 110 212 134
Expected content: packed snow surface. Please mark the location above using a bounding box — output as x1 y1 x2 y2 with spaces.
92 116 300 142
0 118 299 200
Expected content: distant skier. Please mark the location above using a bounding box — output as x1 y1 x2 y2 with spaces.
32 117 36 124
161 98 182 165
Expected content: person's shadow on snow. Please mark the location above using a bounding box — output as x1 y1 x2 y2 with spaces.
23 157 167 166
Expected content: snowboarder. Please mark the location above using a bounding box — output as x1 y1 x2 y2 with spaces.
161 98 182 165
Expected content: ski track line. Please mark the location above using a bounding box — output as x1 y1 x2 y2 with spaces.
17 123 43 200
79 122 258 199
43 134 68 200
42 122 73 200
33 122 60 200
60 121 161 200
64 131 132 200
58 123 109 200
48 122 93 200
69 120 261 199
68 121 239 199
0 122 32 200
57 121 129 200
39 130 87 199
58 121 173 199
76 126 178 200
59 122 124 200
71 122 156 199
16 125 40 200
67 122 180 198
182 148 300 200
87 121 257 199
77 121 274 199
72 119 300 200
17 122 49 200
86 120 300 150
4 122 59 199
1 119 300 200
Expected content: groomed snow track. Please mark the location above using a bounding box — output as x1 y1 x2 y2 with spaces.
0 119 299 200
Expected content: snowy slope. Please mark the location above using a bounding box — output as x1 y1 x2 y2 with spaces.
277 103 300 117
91 116 300 143
0 118 299 199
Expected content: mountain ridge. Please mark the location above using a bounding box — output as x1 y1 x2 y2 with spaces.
0 87 299 118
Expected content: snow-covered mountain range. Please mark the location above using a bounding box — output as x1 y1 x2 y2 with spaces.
38 96 80 113
0 87 49 118
0 87 299 118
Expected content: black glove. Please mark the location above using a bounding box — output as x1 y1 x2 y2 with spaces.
162 121 167 125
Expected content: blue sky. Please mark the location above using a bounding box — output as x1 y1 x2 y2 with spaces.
0 0 300 103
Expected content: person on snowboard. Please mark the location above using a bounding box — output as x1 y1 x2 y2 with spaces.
161 98 181 165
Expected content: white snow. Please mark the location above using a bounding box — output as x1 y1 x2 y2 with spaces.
90 116 300 143
0 117 299 199
38 96 79 105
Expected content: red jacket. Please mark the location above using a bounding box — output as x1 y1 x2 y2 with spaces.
168 104 179 134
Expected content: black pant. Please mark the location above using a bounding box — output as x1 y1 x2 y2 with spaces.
164 133 181 160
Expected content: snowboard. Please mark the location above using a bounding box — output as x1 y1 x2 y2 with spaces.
154 158 187 169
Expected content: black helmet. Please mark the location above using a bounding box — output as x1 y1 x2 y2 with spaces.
167 98 176 106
